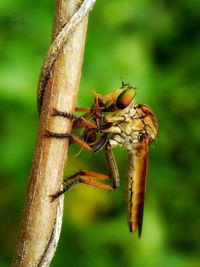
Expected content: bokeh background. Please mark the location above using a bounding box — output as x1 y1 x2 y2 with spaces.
0 0 200 266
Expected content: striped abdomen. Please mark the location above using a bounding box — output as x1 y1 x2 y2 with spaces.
127 140 148 237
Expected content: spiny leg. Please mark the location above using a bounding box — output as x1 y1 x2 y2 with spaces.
44 129 95 152
52 170 113 199
51 108 97 129
64 170 110 184
45 128 109 153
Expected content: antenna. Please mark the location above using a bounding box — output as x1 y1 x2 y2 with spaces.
120 75 125 88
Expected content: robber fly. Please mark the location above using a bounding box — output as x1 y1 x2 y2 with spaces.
45 82 158 237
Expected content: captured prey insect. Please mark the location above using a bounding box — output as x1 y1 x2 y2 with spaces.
45 83 158 237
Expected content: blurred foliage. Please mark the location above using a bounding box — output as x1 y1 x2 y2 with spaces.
0 0 200 266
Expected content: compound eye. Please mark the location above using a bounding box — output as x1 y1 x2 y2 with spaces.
116 89 135 109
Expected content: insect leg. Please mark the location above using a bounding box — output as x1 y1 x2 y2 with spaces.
51 108 97 129
64 170 111 183
75 107 91 112
52 170 113 199
105 144 120 189
90 133 108 152
44 129 94 152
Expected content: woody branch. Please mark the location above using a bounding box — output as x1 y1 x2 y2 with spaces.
13 0 96 266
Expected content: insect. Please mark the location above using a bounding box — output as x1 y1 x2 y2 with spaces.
45 82 158 237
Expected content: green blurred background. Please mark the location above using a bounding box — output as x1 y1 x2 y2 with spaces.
0 0 200 266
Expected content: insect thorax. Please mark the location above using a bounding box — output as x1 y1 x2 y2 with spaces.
103 104 158 150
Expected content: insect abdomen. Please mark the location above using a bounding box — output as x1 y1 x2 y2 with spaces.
127 141 148 237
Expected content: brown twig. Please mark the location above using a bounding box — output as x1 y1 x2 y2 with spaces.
38 0 96 112
13 0 96 266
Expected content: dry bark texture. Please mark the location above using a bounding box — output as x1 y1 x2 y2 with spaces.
13 0 96 266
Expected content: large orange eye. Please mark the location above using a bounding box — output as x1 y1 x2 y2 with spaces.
116 88 135 109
